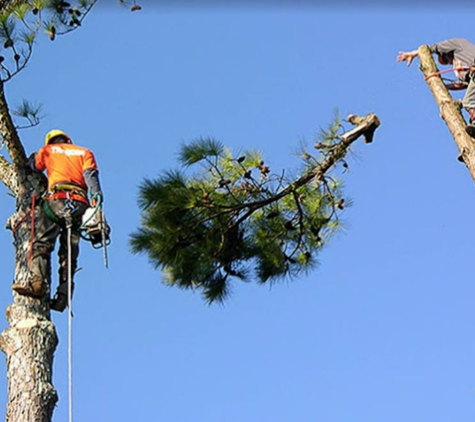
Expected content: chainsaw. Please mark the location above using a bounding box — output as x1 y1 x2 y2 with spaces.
81 206 111 268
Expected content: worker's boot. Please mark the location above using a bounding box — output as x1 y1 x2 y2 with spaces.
50 282 74 312
465 108 475 138
12 274 43 298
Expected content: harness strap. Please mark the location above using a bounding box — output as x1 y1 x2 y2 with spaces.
45 191 89 205
51 182 87 196
42 199 62 224
11 205 32 234
28 193 36 266
424 66 471 81
46 182 88 205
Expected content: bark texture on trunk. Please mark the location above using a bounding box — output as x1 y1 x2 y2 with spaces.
0 155 16 193
0 67 59 420
0 178 58 421
0 313 57 422
418 45 475 181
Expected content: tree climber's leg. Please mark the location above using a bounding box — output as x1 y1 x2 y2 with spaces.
12 204 60 297
50 200 87 312
51 231 76 313
463 75 475 137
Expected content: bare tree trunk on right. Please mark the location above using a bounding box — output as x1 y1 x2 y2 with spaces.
418 44 475 180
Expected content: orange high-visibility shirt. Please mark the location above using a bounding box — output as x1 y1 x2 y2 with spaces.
35 143 98 191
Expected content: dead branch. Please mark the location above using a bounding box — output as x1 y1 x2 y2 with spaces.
0 80 26 194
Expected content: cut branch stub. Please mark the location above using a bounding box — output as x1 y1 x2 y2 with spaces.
345 113 380 144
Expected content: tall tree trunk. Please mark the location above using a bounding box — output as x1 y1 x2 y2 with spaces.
418 45 475 180
0 75 58 421
0 186 59 422
0 2 101 419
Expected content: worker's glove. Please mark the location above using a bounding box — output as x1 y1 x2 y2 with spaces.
27 153 38 172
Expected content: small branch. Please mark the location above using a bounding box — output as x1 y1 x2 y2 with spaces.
0 0 28 14
0 80 26 182
288 190 305 258
55 0 98 37
0 153 16 193
3 41 34 82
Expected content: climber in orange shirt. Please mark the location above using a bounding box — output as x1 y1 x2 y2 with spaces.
12 129 104 312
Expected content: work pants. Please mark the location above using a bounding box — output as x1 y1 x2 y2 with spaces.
30 199 88 291
463 73 475 112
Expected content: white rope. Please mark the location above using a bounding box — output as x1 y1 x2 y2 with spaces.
67 222 73 422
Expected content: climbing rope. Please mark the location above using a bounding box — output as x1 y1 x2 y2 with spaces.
67 219 73 422
67 220 74 422
60 196 109 422
28 193 36 266
11 192 37 266
61 201 75 422
424 66 471 81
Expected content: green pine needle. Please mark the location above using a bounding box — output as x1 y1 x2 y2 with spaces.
178 137 224 166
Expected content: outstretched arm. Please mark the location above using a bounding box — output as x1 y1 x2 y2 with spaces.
397 50 419 66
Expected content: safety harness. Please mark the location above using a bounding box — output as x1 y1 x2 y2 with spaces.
14 182 112 267
46 182 88 203
46 184 110 257
424 65 474 87
42 183 87 224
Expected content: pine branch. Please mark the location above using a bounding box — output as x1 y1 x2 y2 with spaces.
13 99 43 129
0 1 99 81
0 0 28 14
51 0 98 37
131 113 380 303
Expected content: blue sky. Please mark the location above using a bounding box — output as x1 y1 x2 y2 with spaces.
1 3 475 422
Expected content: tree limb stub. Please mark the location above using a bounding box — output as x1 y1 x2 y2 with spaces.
418 45 475 181
345 113 380 143
0 80 27 188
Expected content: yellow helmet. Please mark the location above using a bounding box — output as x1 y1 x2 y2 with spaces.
45 129 71 145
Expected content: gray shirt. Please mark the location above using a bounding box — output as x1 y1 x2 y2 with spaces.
429 38 475 67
